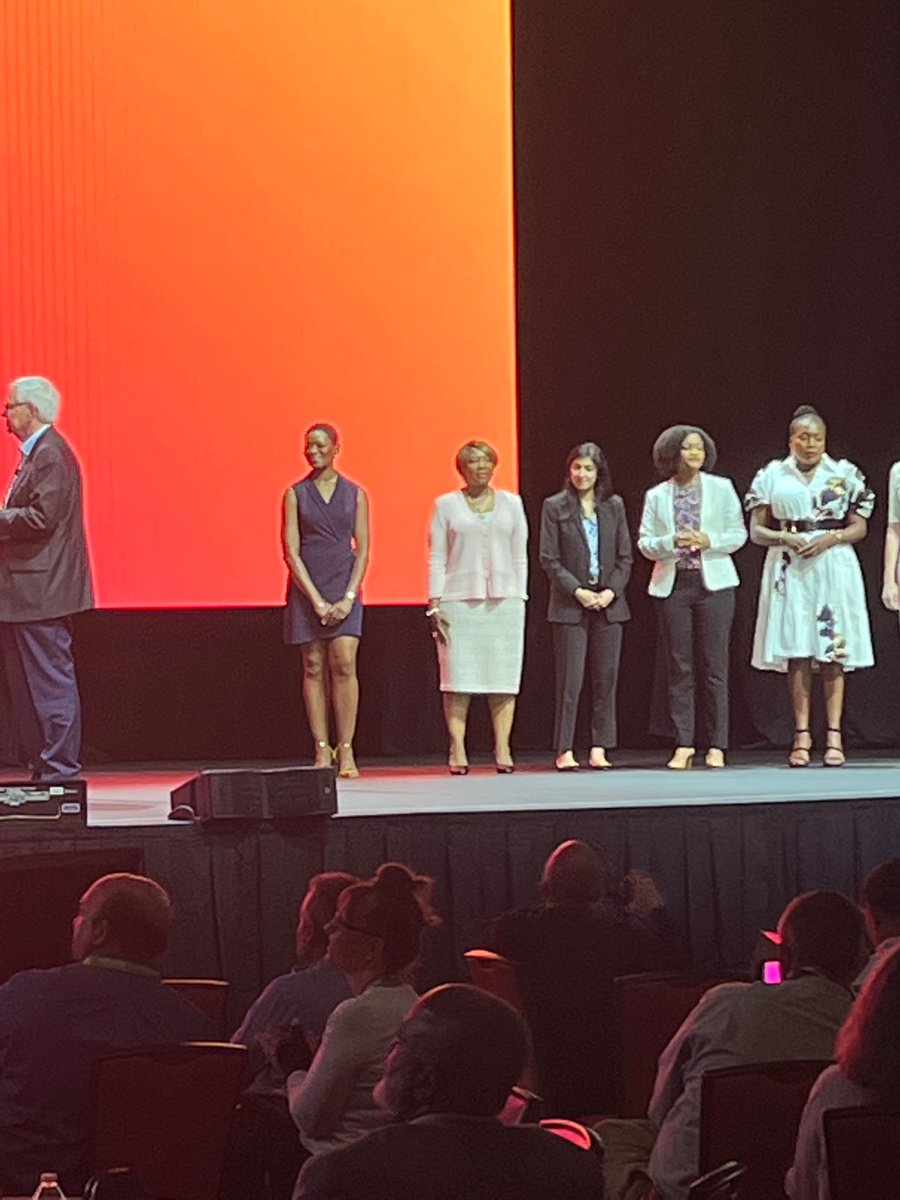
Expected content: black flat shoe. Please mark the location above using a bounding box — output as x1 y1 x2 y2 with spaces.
448 764 469 776
495 762 515 775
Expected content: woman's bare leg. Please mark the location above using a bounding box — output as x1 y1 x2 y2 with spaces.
443 692 471 767
488 693 516 768
301 641 331 765
328 637 360 775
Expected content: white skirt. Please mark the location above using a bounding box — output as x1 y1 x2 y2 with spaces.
437 598 525 694
751 541 874 672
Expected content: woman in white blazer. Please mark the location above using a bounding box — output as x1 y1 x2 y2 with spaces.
427 441 528 774
638 425 747 769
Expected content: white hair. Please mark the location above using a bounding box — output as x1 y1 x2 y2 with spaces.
9 376 61 423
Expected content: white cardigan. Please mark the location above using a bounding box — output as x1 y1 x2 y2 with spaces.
638 473 747 597
428 490 528 601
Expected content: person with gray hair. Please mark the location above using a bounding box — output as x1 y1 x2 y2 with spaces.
0 374 93 778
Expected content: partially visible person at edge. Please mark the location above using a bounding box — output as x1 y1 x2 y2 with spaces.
638 424 746 770
856 858 900 987
427 441 528 775
287 862 439 1158
881 457 900 621
597 890 866 1200
746 405 873 767
539 442 632 771
786 943 900 1200
0 375 94 779
282 423 369 779
294 984 606 1200
0 873 212 1198
484 839 683 1116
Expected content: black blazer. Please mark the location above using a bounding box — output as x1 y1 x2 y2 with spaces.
539 491 631 624
0 426 94 622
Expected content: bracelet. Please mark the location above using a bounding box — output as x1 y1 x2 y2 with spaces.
833 530 844 544
345 589 357 600
425 606 441 619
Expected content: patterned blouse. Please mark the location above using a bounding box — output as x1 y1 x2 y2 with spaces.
673 478 702 570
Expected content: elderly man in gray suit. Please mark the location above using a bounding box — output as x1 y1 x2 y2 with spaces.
0 376 94 779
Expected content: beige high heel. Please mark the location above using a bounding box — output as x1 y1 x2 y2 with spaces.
823 728 846 768
788 730 811 768
588 748 611 770
667 747 695 770
336 742 360 779
705 749 726 769
314 739 333 768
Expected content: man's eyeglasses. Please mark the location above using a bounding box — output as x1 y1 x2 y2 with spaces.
3 401 28 414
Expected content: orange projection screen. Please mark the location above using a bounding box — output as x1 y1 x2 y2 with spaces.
0 2 517 606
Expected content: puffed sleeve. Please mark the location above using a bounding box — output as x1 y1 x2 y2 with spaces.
427 499 448 598
744 463 771 511
889 462 900 525
845 462 875 519
511 493 529 598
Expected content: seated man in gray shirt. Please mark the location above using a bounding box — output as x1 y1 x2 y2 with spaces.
599 890 867 1200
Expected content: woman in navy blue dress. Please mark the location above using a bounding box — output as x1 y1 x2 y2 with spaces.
282 424 369 778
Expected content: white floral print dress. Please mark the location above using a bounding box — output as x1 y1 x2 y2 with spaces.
745 454 874 672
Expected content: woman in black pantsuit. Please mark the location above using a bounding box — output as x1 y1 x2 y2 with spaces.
540 443 632 771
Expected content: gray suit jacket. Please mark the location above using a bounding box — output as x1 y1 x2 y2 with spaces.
539 491 631 623
0 427 94 622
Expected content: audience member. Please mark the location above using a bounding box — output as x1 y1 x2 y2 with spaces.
857 858 900 986
0 873 212 1197
233 872 358 1092
223 872 357 1200
599 889 866 1200
287 862 438 1156
484 839 683 1115
295 983 606 1199
786 942 900 1200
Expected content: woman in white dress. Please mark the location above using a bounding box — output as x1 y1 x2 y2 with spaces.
427 441 528 774
746 405 874 767
881 461 900 614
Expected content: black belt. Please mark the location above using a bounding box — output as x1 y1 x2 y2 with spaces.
779 519 845 533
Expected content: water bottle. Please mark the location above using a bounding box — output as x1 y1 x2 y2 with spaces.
31 1172 66 1200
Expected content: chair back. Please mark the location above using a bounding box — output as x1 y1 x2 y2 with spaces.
615 972 735 1117
698 1059 832 1199
163 978 230 1037
94 1041 246 1200
464 949 540 1092
539 1118 604 1154
825 1106 900 1200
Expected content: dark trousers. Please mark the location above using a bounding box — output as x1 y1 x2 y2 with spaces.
0 617 83 778
658 572 735 748
552 615 623 753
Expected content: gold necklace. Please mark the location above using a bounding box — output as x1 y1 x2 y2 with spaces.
464 488 494 512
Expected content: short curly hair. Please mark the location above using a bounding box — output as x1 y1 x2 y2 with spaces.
652 425 718 478
455 441 498 476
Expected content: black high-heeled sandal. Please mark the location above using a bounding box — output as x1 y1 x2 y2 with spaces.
788 730 811 768
823 727 846 768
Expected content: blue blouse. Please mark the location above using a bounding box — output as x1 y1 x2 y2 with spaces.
582 514 600 582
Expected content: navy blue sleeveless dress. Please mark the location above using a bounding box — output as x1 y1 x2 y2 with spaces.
283 474 364 645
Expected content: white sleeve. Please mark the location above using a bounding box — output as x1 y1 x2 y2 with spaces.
427 500 448 598
707 478 748 555
637 488 676 561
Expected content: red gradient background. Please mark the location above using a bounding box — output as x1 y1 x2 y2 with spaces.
0 1 517 606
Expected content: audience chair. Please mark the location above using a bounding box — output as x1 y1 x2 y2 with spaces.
698 1059 832 1200
464 949 541 1092
688 1161 746 1199
163 977 230 1037
499 1085 545 1125
824 1106 900 1200
93 1041 246 1200
614 972 739 1117
539 1118 604 1155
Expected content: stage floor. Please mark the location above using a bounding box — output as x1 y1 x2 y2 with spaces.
4 750 899 827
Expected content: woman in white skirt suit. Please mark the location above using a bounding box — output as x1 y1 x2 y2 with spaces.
427 441 528 774
746 405 874 767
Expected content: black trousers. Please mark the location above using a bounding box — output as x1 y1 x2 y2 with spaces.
551 614 623 753
658 572 735 748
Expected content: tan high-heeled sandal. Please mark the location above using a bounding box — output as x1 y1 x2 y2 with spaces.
705 749 726 769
